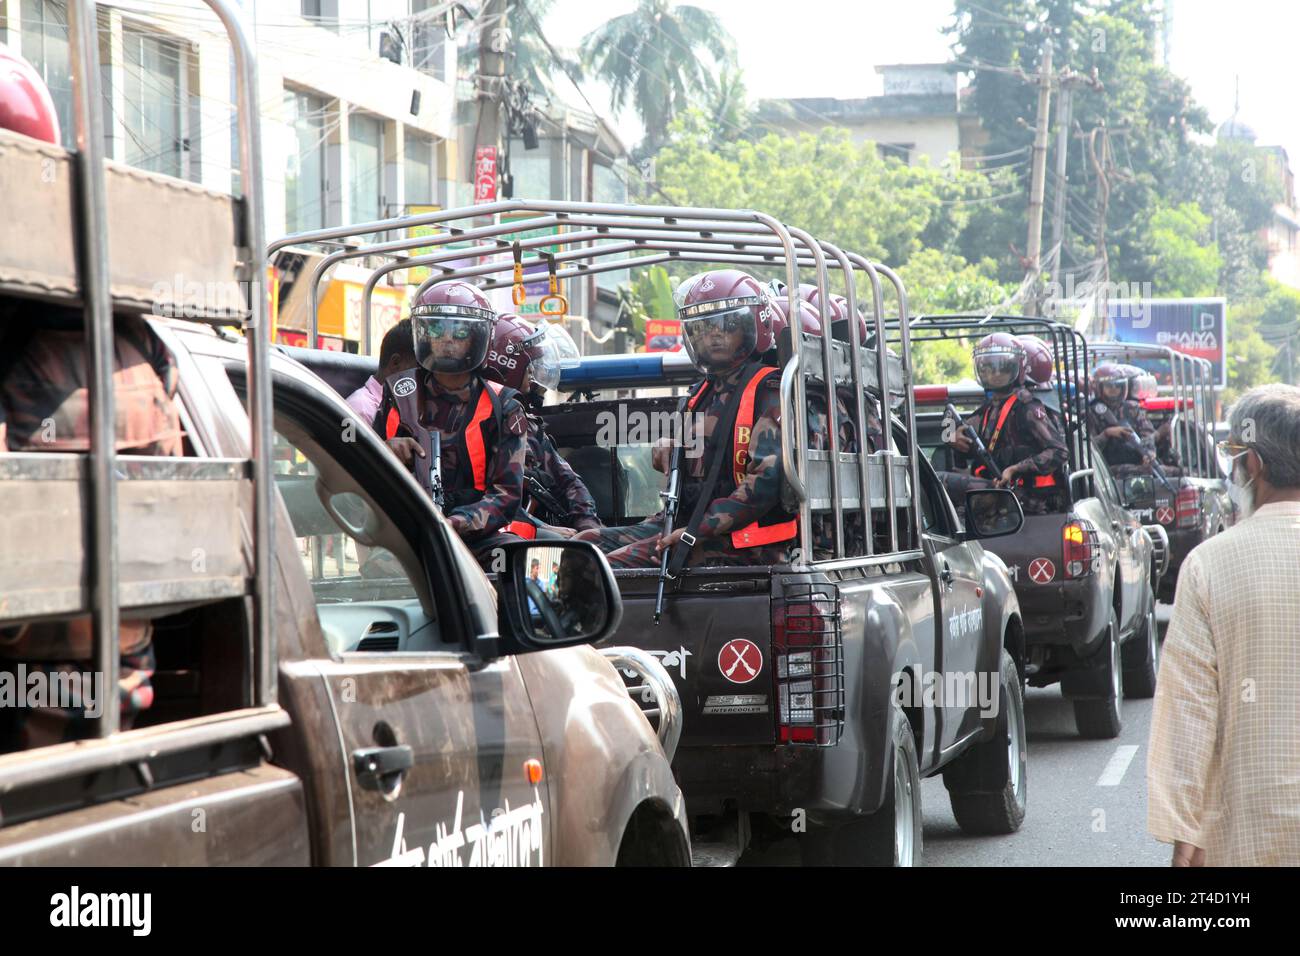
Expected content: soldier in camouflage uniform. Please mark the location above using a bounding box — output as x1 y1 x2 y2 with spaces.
373 281 528 566
1088 362 1157 479
481 314 601 537
944 332 1068 516
0 310 175 750
576 269 796 569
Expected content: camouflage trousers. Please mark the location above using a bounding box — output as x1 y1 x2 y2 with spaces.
0 645 156 752
575 516 792 569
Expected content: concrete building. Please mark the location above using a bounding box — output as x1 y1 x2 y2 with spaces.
755 63 987 169
1217 118 1300 290
2 0 463 348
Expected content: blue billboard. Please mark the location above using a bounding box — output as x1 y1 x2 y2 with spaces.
1104 298 1227 388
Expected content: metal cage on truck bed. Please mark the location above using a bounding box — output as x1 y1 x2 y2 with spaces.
0 0 280 790
267 201 931 749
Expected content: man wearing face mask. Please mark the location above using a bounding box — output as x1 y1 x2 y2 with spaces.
481 313 601 539
576 269 794 569
1148 384 1300 866
373 280 529 562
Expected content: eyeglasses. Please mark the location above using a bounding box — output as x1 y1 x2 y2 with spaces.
1216 440 1251 459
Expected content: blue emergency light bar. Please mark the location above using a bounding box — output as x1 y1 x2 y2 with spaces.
558 351 697 391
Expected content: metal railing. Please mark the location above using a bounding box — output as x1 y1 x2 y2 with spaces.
63 0 274 739
267 202 920 567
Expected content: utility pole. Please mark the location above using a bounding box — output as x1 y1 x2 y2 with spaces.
1023 37 1053 316
473 0 509 203
1047 68 1103 309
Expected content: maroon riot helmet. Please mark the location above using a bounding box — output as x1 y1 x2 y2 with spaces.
482 313 561 406
1017 335 1055 387
1092 362 1129 404
0 43 61 144
674 269 775 374
973 332 1027 393
768 296 823 341
410 279 495 374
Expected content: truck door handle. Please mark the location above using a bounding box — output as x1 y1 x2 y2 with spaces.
353 745 413 784
939 561 954 586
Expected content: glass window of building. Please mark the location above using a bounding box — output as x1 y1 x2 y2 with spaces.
301 0 338 32
404 132 435 207
285 90 328 233
122 26 186 180
348 111 384 224
20 0 74 148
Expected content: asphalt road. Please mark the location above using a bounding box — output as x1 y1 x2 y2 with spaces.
740 607 1175 867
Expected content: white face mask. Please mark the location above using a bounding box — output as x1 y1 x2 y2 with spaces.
1227 452 1256 517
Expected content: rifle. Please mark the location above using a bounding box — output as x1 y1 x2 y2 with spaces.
947 403 1002 484
524 474 568 521
654 441 684 625
400 421 445 510
1118 428 1175 495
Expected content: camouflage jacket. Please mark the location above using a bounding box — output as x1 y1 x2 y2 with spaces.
1088 398 1154 466
960 387 1068 479
374 370 527 542
679 364 787 542
524 415 601 531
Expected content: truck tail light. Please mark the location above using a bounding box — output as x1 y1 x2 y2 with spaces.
1063 519 1099 579
1176 486 1200 528
772 584 844 747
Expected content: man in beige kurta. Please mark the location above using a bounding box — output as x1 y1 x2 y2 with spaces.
1148 384 1300 866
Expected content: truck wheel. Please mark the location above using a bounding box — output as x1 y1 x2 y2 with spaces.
1072 609 1124 739
834 702 923 866
1121 591 1159 698
944 650 1027 835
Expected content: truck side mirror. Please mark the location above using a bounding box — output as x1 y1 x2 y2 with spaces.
963 488 1024 539
493 540 624 653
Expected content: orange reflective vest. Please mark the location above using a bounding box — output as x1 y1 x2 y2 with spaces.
385 377 506 497
975 392 1057 488
687 366 798 548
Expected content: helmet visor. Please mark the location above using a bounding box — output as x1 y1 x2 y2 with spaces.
1099 380 1127 402
681 307 756 374
413 315 491 373
526 326 562 392
975 353 1019 390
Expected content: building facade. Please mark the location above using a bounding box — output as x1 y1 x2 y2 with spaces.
756 63 986 169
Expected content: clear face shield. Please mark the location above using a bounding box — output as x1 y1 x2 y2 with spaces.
975 352 1019 391
679 305 757 375
1098 379 1128 404
524 324 564 394
412 307 492 374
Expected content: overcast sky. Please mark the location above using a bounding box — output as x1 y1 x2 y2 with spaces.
542 0 1300 162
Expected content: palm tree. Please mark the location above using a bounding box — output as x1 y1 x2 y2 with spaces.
459 0 581 104
699 63 752 146
581 0 734 153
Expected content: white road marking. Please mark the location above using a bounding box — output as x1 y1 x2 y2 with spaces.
1096 744 1140 787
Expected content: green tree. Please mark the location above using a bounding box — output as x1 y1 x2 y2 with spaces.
651 115 996 267
1144 202 1222 297
580 0 733 154
459 1 580 103
947 1 1216 293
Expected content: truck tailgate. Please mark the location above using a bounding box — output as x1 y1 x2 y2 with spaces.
611 568 778 748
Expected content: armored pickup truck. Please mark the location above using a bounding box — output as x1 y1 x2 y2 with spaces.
1087 343 1233 602
0 9 688 867
259 197 1033 867
911 316 1163 738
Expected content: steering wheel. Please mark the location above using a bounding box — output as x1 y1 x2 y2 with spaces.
525 580 566 641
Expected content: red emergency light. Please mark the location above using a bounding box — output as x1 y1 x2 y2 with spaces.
1141 397 1193 412
913 385 950 405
